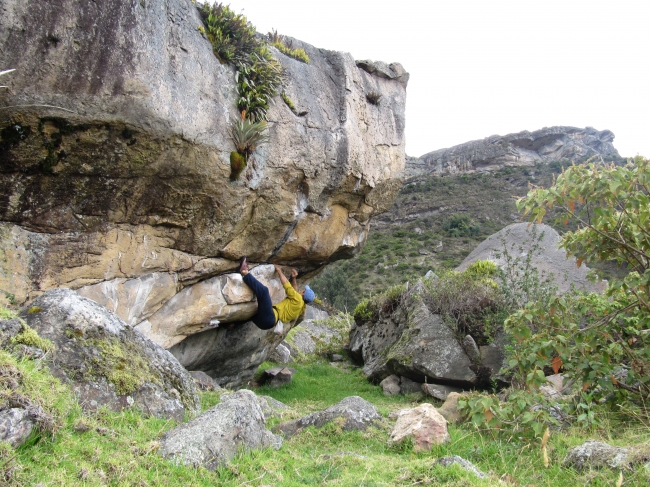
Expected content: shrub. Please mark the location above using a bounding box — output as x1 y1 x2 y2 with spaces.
353 284 406 324
442 214 480 237
422 270 502 344
503 156 650 420
365 91 382 105
465 259 497 278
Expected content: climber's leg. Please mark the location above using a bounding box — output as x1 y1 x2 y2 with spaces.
242 272 277 330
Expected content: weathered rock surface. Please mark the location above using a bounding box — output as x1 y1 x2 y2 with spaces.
268 342 292 364
349 283 477 387
275 396 380 438
390 403 450 452
159 390 282 470
380 375 401 396
168 319 286 390
407 126 619 178
0 0 406 354
188 371 221 392
257 395 290 421
457 223 605 294
422 383 463 402
437 392 465 424
18 289 199 420
131 264 285 349
0 408 35 448
563 440 649 470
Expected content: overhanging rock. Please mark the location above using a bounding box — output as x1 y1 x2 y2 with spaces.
0 0 407 354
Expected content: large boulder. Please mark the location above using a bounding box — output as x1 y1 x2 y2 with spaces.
457 222 605 294
407 126 619 178
349 284 477 387
17 289 199 420
159 390 282 470
0 0 406 354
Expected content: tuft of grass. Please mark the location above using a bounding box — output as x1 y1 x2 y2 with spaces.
270 40 310 64
10 323 54 353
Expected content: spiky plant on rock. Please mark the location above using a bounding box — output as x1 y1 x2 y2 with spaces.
229 111 269 180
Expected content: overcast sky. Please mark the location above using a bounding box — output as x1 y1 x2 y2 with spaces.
224 0 649 158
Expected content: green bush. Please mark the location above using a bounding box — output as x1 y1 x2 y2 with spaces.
353 284 406 324
511 156 650 408
442 214 480 237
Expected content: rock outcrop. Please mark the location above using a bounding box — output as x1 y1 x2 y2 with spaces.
457 222 605 294
407 126 619 178
16 289 200 420
349 283 485 388
0 0 406 358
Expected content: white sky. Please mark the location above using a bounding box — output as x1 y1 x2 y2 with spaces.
224 0 649 158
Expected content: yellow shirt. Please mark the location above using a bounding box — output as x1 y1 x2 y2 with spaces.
273 282 306 323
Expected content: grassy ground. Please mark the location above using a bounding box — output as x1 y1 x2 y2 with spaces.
6 350 649 486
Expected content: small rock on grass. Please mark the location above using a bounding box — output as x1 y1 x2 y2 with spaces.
390 403 450 452
563 440 649 470
436 456 487 479
437 392 465 424
275 396 380 438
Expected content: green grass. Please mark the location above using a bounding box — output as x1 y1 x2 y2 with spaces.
4 352 650 486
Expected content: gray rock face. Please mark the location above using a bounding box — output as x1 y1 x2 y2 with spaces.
168 319 286 389
160 390 282 470
349 286 476 387
407 126 619 178
275 396 380 438
257 396 290 421
422 383 463 402
19 289 199 420
457 223 605 294
0 408 35 448
380 375 401 396
284 328 317 357
188 371 220 392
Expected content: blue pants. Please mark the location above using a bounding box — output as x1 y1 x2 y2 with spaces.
243 273 277 330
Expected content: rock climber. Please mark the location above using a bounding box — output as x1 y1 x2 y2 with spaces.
238 257 315 333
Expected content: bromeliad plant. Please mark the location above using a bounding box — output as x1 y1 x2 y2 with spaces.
228 111 269 180
199 3 284 123
198 3 283 179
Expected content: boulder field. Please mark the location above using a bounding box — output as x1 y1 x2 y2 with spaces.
0 0 407 383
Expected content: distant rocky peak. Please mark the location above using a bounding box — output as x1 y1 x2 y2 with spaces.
406 126 620 179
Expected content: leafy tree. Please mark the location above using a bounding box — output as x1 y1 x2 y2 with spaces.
509 157 650 406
